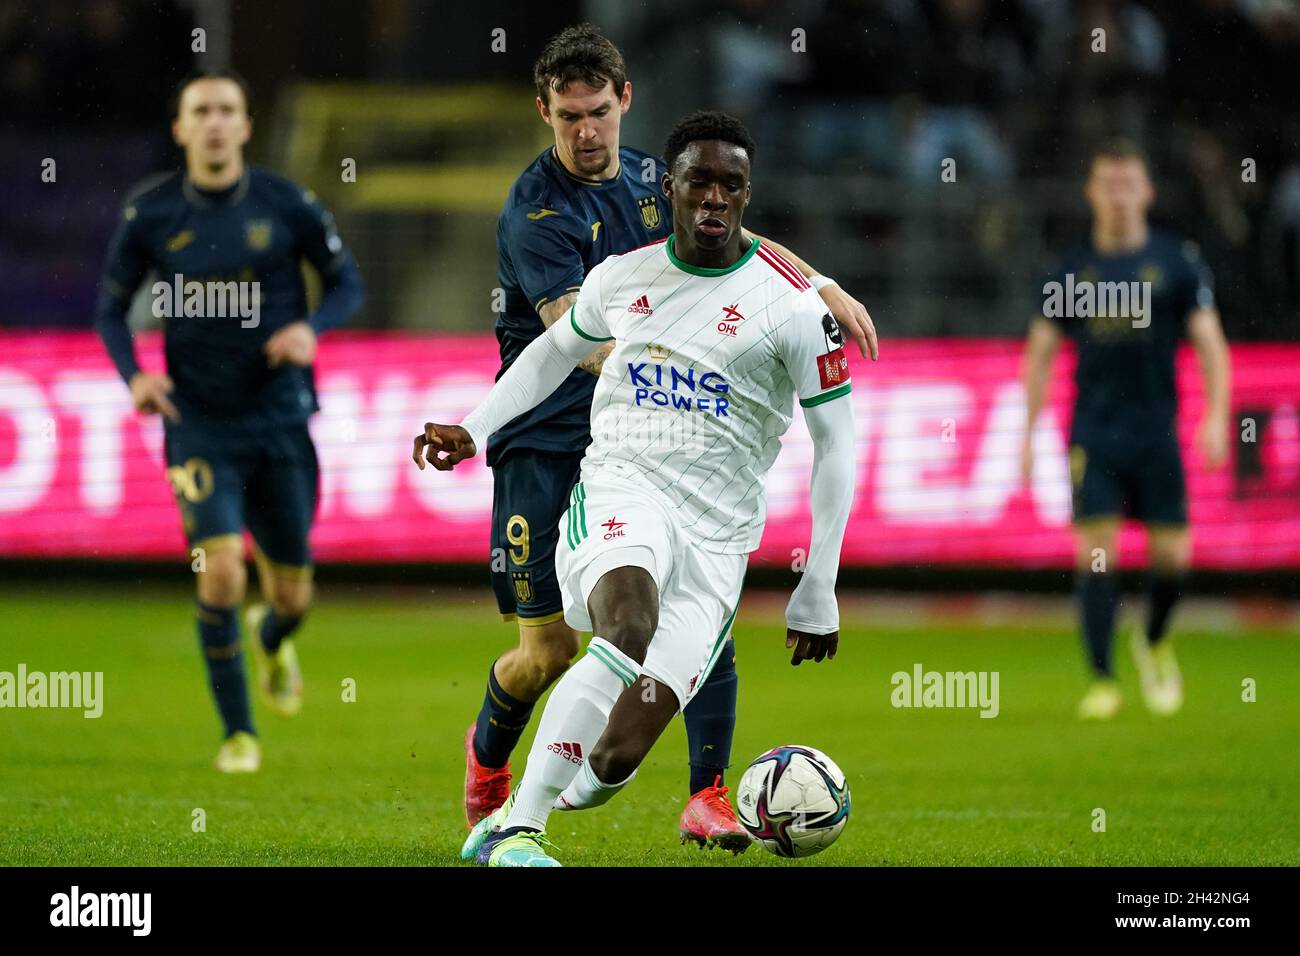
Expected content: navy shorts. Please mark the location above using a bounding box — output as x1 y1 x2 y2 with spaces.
163 420 320 573
489 449 584 623
1070 434 1187 526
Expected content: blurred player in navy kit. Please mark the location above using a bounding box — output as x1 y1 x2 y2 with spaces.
1021 140 1231 720
95 71 364 771
463 23 878 849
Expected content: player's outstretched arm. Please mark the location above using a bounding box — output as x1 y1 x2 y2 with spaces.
1020 317 1062 483
412 315 596 471
785 393 856 665
744 230 879 361
1187 306 1232 468
540 293 613 375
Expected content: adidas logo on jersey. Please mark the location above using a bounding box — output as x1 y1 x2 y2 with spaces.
627 294 653 315
547 741 584 764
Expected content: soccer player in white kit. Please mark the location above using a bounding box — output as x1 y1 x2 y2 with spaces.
414 111 858 867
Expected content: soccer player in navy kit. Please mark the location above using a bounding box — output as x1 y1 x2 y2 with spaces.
1021 141 1231 720
95 71 364 771
462 24 878 848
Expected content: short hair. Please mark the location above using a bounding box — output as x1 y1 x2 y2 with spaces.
533 23 628 107
663 110 756 174
170 69 253 120
1091 137 1149 171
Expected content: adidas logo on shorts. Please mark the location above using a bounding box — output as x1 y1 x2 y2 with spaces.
546 741 584 764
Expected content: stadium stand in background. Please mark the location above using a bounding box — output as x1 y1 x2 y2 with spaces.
2 0 1297 339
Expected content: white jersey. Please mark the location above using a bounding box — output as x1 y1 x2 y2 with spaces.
568 236 852 553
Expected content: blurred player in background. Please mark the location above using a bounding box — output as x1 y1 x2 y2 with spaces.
94 71 364 771
463 23 877 849
421 111 856 866
1021 140 1231 720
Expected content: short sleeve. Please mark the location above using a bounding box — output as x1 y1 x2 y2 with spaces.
776 290 852 408
568 257 613 342
503 204 587 313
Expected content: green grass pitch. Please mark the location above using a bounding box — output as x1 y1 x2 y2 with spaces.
2 582 1296 866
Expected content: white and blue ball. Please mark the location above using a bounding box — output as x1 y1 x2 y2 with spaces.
735 744 851 857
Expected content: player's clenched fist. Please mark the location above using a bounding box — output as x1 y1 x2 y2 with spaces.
412 422 477 471
785 628 838 666
128 371 181 423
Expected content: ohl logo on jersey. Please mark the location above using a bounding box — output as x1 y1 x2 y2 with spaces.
627 362 731 417
716 303 745 337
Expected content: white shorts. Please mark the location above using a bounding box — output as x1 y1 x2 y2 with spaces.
556 474 747 711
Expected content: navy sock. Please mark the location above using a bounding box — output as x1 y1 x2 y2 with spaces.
1146 571 1185 646
259 606 304 653
685 639 737 795
1078 572 1119 678
472 662 535 769
196 601 254 738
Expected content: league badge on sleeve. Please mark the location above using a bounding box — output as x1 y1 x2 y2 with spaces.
818 313 849 389
821 313 843 352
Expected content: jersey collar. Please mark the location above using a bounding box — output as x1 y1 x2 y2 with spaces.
183 167 250 208
665 234 761 277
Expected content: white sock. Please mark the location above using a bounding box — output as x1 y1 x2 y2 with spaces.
502 637 637 832
556 759 637 811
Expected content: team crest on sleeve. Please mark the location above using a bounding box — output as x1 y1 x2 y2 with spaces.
637 196 661 231
244 220 273 251
818 313 849 389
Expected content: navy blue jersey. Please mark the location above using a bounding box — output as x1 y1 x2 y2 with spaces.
1041 229 1214 451
488 145 672 465
95 166 363 428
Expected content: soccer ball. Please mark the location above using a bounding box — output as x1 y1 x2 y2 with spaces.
734 745 851 858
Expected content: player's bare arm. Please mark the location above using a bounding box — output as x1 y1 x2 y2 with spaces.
1019 317 1063 482
1187 305 1232 468
538 292 613 375
745 229 879 362
414 309 593 473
